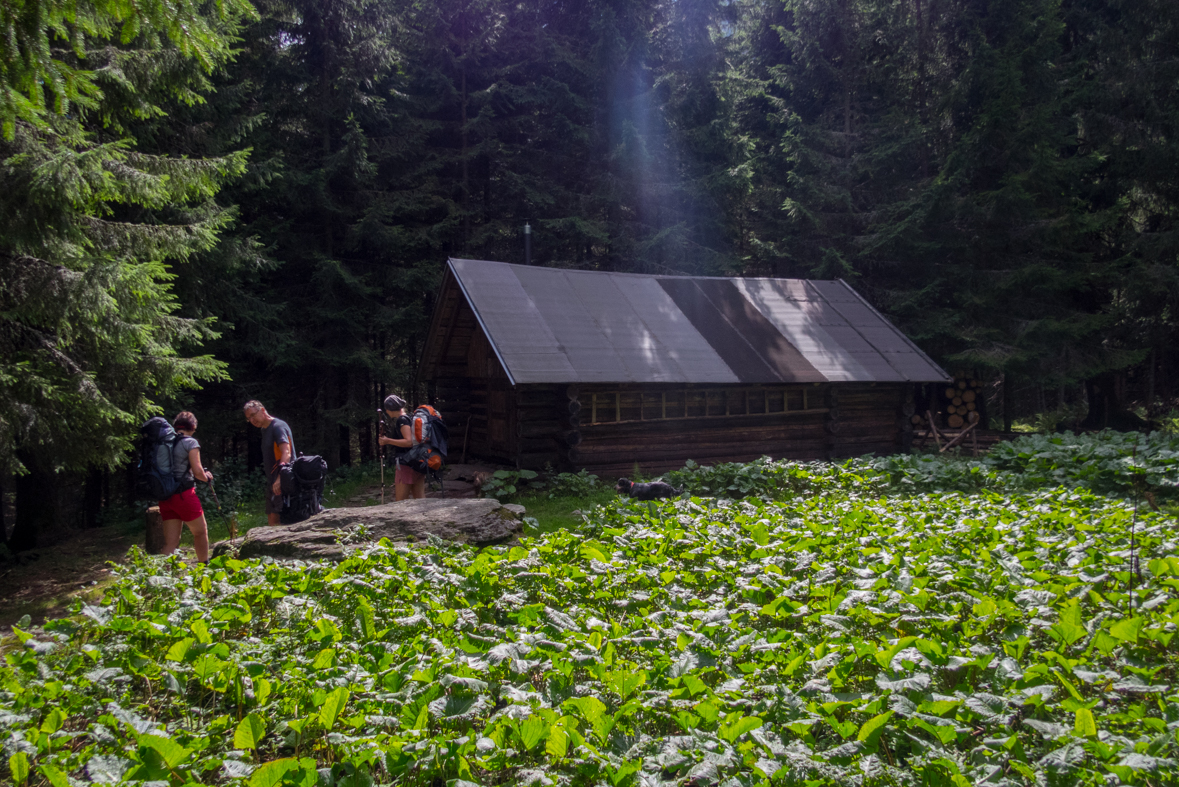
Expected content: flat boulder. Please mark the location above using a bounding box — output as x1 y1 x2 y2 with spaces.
213 498 524 561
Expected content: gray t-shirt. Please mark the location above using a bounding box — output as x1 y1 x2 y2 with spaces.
172 435 199 485
262 418 293 478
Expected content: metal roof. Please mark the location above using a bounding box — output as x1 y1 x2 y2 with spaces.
447 258 950 385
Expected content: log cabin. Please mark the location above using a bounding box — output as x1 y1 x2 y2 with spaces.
419 259 951 476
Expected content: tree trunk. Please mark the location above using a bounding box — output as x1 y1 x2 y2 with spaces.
338 367 351 467
11 451 57 551
1081 371 1146 431
83 467 103 529
1002 373 1013 432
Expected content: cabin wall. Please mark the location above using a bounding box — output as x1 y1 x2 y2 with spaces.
432 320 521 464
556 382 908 477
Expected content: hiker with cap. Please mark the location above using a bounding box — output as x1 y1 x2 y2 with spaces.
379 394 426 501
243 400 295 524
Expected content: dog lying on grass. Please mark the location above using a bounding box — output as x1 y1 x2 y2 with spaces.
615 477 682 500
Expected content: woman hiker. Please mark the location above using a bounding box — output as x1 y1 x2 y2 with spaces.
159 411 212 562
378 395 426 501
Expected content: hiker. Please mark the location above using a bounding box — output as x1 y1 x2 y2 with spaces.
243 400 294 524
160 411 212 563
378 394 426 501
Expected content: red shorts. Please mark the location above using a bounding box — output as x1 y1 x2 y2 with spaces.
159 486 203 521
395 462 423 485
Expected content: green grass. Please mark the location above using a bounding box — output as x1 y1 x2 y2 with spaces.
515 489 618 534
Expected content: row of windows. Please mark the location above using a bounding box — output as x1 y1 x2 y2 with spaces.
584 387 826 425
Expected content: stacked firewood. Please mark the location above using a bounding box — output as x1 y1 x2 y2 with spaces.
909 376 985 429
942 377 983 428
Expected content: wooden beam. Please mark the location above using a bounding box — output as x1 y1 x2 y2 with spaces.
926 411 943 450
940 420 979 453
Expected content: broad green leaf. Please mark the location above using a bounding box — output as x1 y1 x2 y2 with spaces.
546 727 569 758
9 752 29 786
580 544 607 563
874 637 917 669
165 637 195 662
247 757 298 787
39 764 70 787
719 715 763 743
1048 619 1086 647
356 597 376 639
694 700 720 724
856 710 894 744
1109 617 1142 643
1093 630 1118 655
190 618 212 644
518 715 550 750
681 675 708 697
319 686 350 730
40 708 65 734
1074 708 1097 737
564 696 613 743
255 677 273 705
234 713 266 750
140 733 193 768
1147 557 1179 577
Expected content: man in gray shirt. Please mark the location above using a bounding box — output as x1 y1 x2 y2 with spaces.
243 400 294 525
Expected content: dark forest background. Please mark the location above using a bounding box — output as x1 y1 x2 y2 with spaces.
3 0 1179 548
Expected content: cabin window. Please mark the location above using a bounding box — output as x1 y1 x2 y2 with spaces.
584 386 823 425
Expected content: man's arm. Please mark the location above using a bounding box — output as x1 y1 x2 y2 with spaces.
271 431 293 495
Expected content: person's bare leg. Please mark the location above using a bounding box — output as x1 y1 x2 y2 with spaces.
412 478 426 499
268 512 281 525
395 482 410 501
162 519 183 554
185 515 210 563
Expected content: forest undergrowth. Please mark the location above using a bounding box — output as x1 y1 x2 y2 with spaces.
2 432 1178 786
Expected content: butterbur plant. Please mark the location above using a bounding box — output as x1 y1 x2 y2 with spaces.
2 438 1178 786
478 469 544 500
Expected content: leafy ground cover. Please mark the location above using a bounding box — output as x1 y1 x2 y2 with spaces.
3 434 1178 786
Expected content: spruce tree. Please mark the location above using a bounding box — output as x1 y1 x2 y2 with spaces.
0 0 253 547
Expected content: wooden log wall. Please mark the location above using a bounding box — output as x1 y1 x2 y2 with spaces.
430 376 908 475
551 382 908 478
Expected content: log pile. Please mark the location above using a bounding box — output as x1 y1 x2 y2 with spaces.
910 375 985 430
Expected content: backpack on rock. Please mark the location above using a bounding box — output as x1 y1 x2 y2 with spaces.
278 454 327 524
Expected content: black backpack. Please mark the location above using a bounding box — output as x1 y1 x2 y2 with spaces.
136 417 194 501
278 454 327 524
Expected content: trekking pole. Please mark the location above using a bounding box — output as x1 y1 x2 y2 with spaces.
377 409 386 504
207 479 237 539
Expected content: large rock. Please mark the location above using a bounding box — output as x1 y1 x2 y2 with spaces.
213 498 525 561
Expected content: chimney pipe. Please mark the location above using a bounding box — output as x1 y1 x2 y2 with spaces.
524 221 532 266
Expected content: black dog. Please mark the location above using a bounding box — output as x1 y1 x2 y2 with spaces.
615 477 681 500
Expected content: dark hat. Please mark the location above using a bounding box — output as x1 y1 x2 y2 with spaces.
383 394 407 412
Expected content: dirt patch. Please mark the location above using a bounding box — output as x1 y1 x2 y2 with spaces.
0 526 139 632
